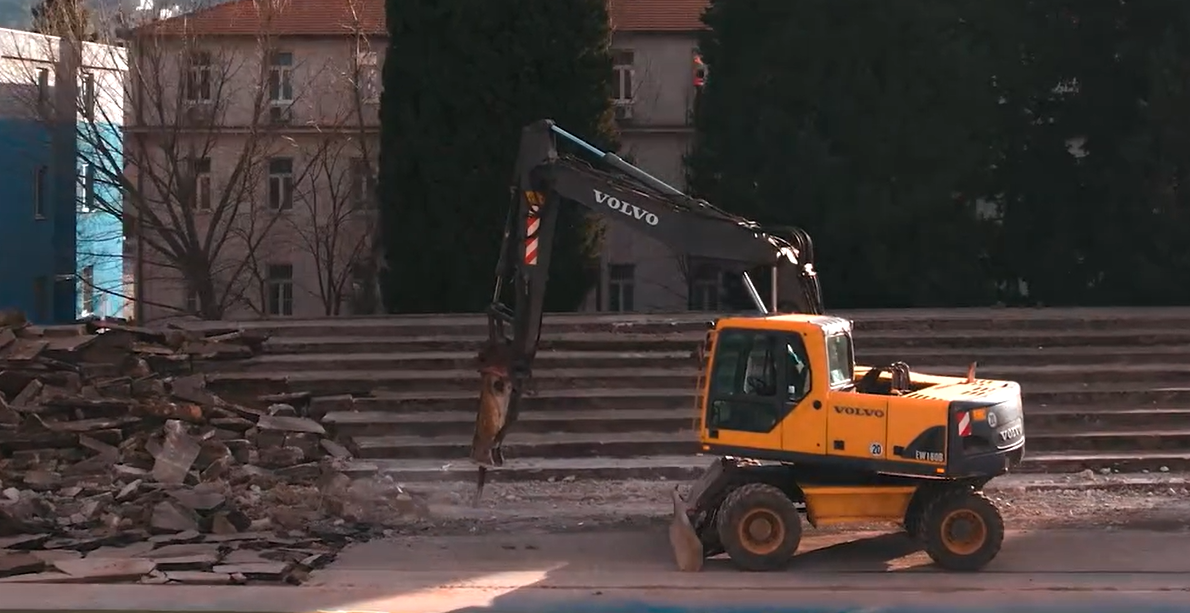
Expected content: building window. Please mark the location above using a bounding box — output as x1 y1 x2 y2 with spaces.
189 157 212 210
267 158 294 210
184 51 212 102
33 165 47 219
356 51 380 103
612 49 634 103
82 72 95 120
36 67 49 107
268 51 294 104
77 163 96 212
608 263 635 312
266 263 294 316
349 157 375 209
688 261 726 311
32 276 48 320
80 265 96 315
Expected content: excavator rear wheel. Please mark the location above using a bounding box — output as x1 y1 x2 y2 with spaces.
919 489 1004 572
715 483 802 572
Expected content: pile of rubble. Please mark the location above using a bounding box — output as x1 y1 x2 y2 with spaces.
0 316 425 585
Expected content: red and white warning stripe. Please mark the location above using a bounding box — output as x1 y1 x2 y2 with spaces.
524 205 540 265
957 411 972 437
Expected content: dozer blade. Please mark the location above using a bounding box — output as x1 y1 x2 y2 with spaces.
668 486 704 572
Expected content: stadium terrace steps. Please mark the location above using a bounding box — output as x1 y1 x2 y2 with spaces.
188 307 1190 480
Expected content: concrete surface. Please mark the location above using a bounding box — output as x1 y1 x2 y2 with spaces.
7 528 1187 613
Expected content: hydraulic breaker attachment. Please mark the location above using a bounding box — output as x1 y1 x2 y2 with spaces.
470 341 514 505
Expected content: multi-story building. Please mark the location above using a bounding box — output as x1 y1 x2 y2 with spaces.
128 0 711 321
125 0 384 321
591 0 711 313
0 27 127 324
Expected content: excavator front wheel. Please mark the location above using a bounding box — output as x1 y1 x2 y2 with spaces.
715 483 802 572
920 489 1004 572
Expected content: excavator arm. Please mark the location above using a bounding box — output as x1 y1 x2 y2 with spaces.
468 119 824 499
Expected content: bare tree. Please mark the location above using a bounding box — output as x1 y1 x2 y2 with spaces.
8 0 344 320
276 8 381 316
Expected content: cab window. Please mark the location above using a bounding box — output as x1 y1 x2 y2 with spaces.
706 329 800 433
825 333 855 387
709 329 777 398
785 335 812 402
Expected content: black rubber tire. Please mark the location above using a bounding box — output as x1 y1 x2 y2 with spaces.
715 483 802 572
903 484 941 541
903 495 925 540
920 489 1005 572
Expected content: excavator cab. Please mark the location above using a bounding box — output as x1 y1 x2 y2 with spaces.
468 119 1027 574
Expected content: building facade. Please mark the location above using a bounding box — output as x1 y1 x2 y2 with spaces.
0 27 126 324
126 0 384 322
586 0 711 312
128 0 711 321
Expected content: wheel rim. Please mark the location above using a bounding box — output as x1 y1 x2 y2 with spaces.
940 508 987 556
736 508 786 555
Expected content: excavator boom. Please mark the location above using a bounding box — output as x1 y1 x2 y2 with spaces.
469 119 824 497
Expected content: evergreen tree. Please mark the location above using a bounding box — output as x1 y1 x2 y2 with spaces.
991 0 1190 306
687 0 1006 308
378 0 615 313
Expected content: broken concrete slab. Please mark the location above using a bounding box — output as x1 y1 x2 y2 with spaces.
51 557 156 580
256 415 325 435
164 570 232 584
167 486 225 512
0 552 45 577
151 420 201 485
149 500 200 533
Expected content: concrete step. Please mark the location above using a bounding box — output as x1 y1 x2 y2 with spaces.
351 430 700 460
310 388 695 415
176 307 1190 338
346 451 1190 483
324 408 695 438
324 405 1190 439
346 424 1185 461
1027 406 1190 430
307 385 1190 416
209 367 694 396
214 350 695 374
207 363 1190 397
260 327 1190 355
216 344 1190 374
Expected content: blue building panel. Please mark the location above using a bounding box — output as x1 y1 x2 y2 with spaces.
0 28 126 324
0 118 58 322
77 121 125 319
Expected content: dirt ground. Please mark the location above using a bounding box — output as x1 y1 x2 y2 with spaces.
362 473 1190 537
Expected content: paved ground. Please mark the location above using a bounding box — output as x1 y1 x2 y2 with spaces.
4 526 1188 612
0 475 1187 612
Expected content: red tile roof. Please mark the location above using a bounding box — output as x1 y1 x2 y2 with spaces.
142 0 709 37
610 0 710 32
142 0 384 37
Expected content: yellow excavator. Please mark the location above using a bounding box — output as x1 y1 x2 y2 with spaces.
469 120 1027 573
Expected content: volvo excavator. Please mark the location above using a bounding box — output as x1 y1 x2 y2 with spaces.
469 119 1027 573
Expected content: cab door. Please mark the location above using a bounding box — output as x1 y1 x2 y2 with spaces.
778 332 829 455
701 328 787 452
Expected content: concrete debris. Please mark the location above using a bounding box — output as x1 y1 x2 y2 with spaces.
0 316 422 585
